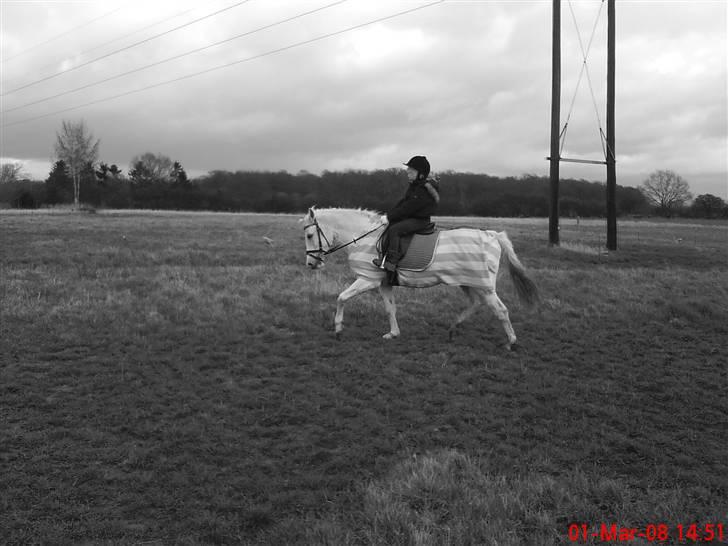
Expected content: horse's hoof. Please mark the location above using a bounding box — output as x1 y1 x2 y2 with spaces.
382 332 398 340
335 331 342 341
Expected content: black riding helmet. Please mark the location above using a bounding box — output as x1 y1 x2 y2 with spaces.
404 156 430 179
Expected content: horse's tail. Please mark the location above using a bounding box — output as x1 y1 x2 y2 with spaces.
494 231 539 307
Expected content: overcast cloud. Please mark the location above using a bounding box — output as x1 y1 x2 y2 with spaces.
1 0 726 198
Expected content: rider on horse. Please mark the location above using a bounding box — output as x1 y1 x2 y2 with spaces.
373 156 440 273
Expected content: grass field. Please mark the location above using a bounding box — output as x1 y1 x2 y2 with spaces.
1 210 726 545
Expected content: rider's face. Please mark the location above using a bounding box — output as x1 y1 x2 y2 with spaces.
406 167 418 181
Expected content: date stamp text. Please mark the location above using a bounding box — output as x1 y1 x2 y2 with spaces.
567 523 725 543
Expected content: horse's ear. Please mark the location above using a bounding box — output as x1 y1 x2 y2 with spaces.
308 206 316 218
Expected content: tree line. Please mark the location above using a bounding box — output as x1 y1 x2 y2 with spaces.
1 119 725 218
4 159 727 219
0 162 653 217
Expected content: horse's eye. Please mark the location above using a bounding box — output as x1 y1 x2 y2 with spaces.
306 233 313 239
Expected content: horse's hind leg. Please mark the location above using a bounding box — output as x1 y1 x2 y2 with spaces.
448 286 482 341
483 291 517 350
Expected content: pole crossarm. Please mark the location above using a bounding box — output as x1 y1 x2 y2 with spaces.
546 156 607 165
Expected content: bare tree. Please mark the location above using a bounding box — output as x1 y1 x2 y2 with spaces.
640 170 692 217
0 162 27 184
54 120 100 208
128 152 174 185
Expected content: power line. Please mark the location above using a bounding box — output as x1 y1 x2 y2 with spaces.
2 0 349 114
1 0 254 97
1 1 444 129
9 4 201 83
1 5 125 63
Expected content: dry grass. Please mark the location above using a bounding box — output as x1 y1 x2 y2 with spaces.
297 449 707 545
1 210 726 544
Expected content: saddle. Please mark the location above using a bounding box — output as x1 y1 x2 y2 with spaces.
397 224 439 271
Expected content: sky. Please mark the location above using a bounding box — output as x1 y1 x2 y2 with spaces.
1 0 726 199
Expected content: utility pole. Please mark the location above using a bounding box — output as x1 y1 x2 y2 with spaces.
606 0 617 250
549 0 561 246
550 0 616 249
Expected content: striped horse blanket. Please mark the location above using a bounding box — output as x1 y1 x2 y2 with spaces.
348 229 502 289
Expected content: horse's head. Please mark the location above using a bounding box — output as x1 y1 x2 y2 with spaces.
302 206 333 269
302 206 382 269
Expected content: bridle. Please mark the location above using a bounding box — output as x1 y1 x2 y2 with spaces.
303 216 331 263
304 216 385 263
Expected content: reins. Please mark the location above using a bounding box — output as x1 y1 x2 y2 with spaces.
304 217 386 262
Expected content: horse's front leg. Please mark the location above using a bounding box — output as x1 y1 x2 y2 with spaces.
334 278 380 338
378 283 400 340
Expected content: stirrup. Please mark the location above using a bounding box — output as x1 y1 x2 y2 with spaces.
372 257 385 269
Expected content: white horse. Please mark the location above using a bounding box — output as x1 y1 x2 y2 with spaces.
302 207 538 349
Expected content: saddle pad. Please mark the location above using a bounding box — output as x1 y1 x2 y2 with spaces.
398 232 440 271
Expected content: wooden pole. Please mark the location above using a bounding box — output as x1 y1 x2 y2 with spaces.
549 0 561 246
606 0 617 249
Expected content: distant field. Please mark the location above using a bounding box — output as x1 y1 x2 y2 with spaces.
1 210 726 545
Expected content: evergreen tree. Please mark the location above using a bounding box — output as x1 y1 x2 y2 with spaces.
45 160 73 204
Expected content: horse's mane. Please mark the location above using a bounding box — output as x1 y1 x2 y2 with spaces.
315 207 380 220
